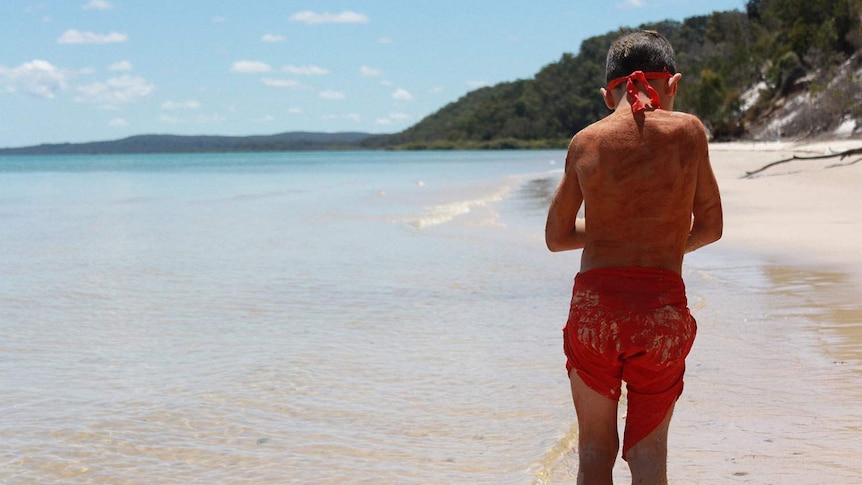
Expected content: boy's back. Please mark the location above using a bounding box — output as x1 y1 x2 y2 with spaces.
570 108 711 273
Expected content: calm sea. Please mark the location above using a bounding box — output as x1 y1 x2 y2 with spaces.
1 150 860 484
0 150 577 484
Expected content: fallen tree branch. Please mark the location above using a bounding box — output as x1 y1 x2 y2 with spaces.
743 147 862 178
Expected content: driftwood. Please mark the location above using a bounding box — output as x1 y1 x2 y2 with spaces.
743 147 862 179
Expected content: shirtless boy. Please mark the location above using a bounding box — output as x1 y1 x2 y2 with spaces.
545 30 723 484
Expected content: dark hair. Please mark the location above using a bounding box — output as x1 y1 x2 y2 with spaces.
605 30 677 84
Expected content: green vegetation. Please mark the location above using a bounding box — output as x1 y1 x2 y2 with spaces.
366 0 862 147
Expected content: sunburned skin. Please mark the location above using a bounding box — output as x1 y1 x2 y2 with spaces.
545 76 723 275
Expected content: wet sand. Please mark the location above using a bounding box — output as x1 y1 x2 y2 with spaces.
673 141 862 484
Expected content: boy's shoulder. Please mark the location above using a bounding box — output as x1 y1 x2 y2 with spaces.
581 110 706 139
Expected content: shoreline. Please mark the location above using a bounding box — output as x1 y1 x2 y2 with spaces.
708 139 862 284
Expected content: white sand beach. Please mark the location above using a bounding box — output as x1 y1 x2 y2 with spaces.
670 141 862 483
709 140 862 277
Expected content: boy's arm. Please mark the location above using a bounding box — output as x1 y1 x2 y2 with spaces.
545 139 587 252
685 125 723 253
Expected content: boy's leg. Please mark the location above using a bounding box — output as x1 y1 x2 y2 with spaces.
625 403 674 485
569 369 619 485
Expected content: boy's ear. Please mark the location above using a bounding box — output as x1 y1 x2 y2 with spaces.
666 73 683 96
601 87 615 110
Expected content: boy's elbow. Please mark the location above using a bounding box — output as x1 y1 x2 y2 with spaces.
545 233 566 252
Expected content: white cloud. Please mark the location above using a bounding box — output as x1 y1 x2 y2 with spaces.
288 108 303 114
261 34 286 43
392 88 413 101
262 78 300 88
57 29 127 45
212 16 226 23
319 90 346 100
230 60 272 73
466 80 491 89
378 37 392 44
0 59 71 99
160 114 181 124
429 86 444 93
617 0 646 7
376 112 412 125
282 65 328 75
289 10 368 24
76 75 154 106
83 0 113 10
108 60 133 72
322 113 361 122
108 117 127 127
360 65 382 77
161 100 201 110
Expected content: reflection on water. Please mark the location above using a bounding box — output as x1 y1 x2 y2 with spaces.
516 177 557 212
761 265 862 368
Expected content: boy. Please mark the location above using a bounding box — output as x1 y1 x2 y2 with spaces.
545 30 723 484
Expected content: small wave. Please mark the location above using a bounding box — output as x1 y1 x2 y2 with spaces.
406 185 513 229
529 423 579 484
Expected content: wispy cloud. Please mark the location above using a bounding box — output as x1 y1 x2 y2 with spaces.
319 90 346 100
57 29 127 45
108 60 133 72
322 113 361 122
82 0 113 11
261 78 300 88
0 59 71 99
282 65 328 75
617 0 646 7
108 117 127 127
392 88 413 101
289 10 369 25
466 80 491 89
360 65 382 77
75 75 154 106
261 34 285 43
230 60 272 73
161 100 201 110
376 112 412 125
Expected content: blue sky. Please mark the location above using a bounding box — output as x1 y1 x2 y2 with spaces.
0 0 745 148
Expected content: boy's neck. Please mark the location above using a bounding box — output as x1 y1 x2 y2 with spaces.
613 80 675 113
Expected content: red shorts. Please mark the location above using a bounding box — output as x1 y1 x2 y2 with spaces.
562 267 696 460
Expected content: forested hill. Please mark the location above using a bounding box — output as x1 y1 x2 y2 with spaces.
364 0 862 148
0 132 370 155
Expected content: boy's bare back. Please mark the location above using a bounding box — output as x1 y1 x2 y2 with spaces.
546 101 722 275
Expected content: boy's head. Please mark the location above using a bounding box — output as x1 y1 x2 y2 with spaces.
605 30 677 84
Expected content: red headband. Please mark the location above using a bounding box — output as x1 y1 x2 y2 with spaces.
606 71 672 114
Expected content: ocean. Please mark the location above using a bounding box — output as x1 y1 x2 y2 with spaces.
1 150 860 484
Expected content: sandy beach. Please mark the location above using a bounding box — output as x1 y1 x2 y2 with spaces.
663 140 862 483
710 140 862 281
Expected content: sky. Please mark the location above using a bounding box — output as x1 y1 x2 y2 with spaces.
0 0 746 148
